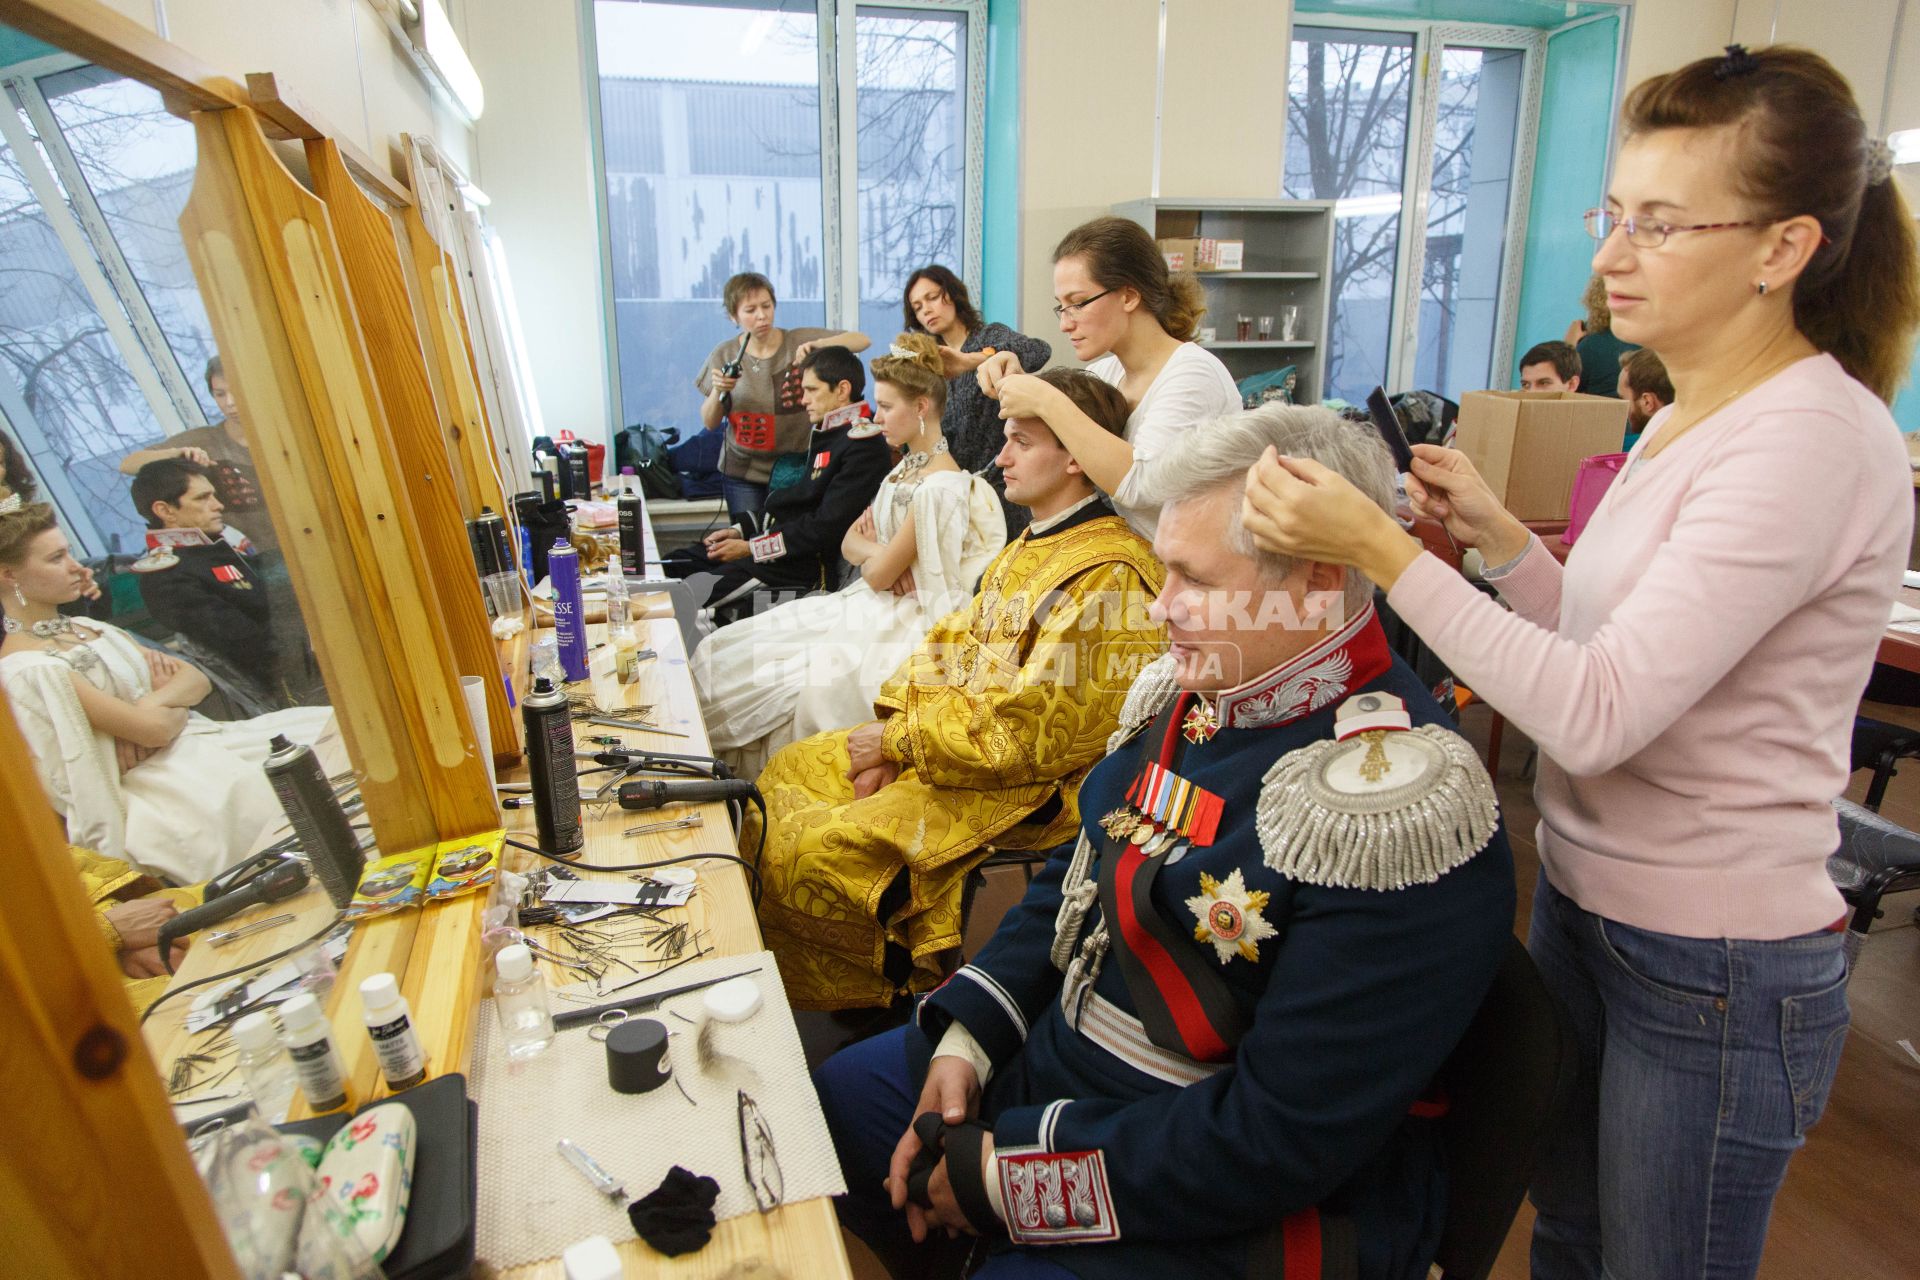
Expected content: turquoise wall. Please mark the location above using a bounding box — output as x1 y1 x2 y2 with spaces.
0 30 60 70
981 0 1020 325
1511 16 1619 386
1894 345 1920 432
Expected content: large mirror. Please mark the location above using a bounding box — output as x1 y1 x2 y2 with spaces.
0 25 345 891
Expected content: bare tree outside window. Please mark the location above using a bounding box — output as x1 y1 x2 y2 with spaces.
0 68 212 555
1286 29 1414 404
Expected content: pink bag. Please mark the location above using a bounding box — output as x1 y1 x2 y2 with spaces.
1564 452 1628 546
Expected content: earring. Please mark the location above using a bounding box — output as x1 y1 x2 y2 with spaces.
10 584 22 608
1756 280 1769 296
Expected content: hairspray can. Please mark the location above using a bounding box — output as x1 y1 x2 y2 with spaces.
522 676 583 857
548 540 590 682
617 490 646 575
561 441 592 501
263 734 364 908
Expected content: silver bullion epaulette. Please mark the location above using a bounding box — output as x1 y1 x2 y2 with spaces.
1256 690 1499 891
1105 652 1179 753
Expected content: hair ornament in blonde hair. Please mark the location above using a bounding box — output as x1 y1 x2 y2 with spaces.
1867 138 1896 186
1713 44 1760 80
889 342 916 359
0 493 20 515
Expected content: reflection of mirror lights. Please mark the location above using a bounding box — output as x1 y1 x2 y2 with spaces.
415 0 485 121
1891 129 1920 167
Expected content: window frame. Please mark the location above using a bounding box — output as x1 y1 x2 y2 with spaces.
0 51 210 557
1288 15 1546 398
581 0 987 430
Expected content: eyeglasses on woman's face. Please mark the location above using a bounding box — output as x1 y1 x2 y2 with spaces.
1053 287 1115 321
1583 207 1766 249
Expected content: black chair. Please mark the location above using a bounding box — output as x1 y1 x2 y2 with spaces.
1829 799 1920 964
1848 714 1920 812
1430 937 1581 1280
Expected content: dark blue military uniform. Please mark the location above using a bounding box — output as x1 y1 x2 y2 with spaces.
663 406 890 623
817 605 1516 1280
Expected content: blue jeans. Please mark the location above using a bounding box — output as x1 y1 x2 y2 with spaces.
816 1027 1078 1280
1526 876 1851 1280
720 474 767 521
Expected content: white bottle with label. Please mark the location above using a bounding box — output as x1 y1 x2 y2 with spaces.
231 1010 298 1123
360 972 428 1090
280 991 349 1112
494 943 556 1060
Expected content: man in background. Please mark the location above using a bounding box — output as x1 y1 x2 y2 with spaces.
1618 348 1673 451
129 457 279 700
1518 340 1582 393
120 356 276 557
664 346 890 626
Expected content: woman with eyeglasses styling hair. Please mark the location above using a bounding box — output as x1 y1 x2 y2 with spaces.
978 215 1238 537
1239 45 1920 1280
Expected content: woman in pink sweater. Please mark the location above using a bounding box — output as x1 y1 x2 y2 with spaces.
1240 46 1919 1280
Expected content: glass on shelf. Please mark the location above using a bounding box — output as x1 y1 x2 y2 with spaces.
1280 305 1301 342
1235 314 1252 342
1256 315 1274 342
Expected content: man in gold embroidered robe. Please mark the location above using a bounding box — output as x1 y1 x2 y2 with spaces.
747 371 1166 1009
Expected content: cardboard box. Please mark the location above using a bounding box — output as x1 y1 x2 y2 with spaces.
1452 391 1630 522
1157 236 1245 273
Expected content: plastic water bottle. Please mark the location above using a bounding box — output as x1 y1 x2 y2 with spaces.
494 943 555 1060
232 1010 298 1123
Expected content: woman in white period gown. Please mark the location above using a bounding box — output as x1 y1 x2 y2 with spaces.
0 502 334 884
693 333 1006 778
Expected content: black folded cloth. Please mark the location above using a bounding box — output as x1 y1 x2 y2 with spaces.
627 1165 720 1256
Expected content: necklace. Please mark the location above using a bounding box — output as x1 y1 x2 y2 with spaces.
895 438 950 483
30 615 75 640
1629 350 1810 480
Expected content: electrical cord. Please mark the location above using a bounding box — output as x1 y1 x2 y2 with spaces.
139 910 348 1028
505 811 765 907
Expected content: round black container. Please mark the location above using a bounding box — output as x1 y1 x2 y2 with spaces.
606 1017 672 1094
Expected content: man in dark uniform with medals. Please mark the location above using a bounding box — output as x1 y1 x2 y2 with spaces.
814 405 1517 1280
664 346 889 626
129 458 279 699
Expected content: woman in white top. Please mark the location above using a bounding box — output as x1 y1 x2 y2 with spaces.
976 215 1240 536
692 334 1006 779
0 502 335 884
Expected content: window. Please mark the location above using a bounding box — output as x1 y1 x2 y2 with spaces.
0 59 213 556
1287 21 1540 403
590 0 984 432
1284 27 1415 405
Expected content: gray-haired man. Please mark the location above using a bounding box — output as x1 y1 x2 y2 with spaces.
814 403 1516 1280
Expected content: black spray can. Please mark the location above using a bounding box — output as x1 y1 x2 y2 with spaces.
617 490 646 575
522 677 583 858
263 734 365 908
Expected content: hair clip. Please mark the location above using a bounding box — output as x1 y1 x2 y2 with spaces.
0 493 20 514
1867 138 1896 186
1713 44 1761 80
888 342 916 359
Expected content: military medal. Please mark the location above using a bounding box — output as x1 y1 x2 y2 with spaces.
1184 869 1278 965
1099 808 1134 840
1182 699 1219 744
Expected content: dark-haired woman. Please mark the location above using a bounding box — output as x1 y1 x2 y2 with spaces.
979 216 1237 537
1239 45 1918 1279
903 266 1049 521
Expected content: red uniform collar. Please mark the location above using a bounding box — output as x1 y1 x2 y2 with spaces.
1203 602 1391 732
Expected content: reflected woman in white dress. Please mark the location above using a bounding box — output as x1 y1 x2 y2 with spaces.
0 502 333 884
693 333 1007 778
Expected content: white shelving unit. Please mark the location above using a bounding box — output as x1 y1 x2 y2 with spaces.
1111 197 1336 405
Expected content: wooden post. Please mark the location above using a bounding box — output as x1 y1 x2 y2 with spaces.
398 197 515 522
179 105 497 845
0 687 242 1278
304 136 520 769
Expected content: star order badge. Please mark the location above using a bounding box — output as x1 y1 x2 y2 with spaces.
1184 869 1277 965
1182 699 1219 744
